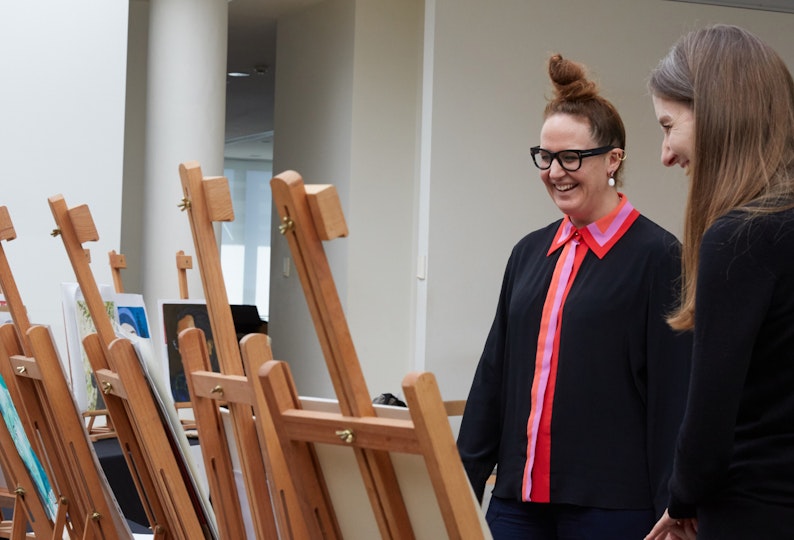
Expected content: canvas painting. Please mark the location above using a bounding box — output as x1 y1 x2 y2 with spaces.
0 370 59 519
159 300 266 403
160 300 219 403
123 325 217 536
61 283 120 411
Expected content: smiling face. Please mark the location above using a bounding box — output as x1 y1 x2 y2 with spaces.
539 113 622 227
652 95 695 170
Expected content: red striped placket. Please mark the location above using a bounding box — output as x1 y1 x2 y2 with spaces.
521 196 639 502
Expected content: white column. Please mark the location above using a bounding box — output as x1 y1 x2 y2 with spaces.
141 0 228 332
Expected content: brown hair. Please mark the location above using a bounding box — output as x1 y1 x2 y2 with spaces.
544 54 627 185
649 25 794 330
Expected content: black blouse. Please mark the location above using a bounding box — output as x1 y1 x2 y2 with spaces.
457 202 692 517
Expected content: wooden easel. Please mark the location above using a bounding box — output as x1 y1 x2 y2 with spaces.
0 206 59 539
175 251 192 300
48 194 214 540
107 248 196 433
267 171 490 539
270 172 413 538
74 250 131 443
0 205 131 539
108 250 126 294
177 161 309 538
257 360 490 539
171 250 198 431
6 326 136 539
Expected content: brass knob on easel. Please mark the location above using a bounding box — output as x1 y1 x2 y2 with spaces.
51 228 61 237
14 486 25 496
15 366 26 374
91 511 102 521
335 428 355 444
178 197 191 211
278 216 295 235
101 381 113 395
211 385 224 396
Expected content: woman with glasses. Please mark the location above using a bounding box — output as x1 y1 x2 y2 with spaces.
457 54 692 539
645 25 794 540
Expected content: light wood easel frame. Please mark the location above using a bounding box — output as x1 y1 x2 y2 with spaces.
172 250 197 432
77 250 130 444
48 194 214 540
0 205 129 539
107 249 196 433
0 209 58 539
0 332 56 540
268 171 490 539
177 161 309 538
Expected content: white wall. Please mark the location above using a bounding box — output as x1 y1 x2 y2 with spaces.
270 0 794 404
347 0 423 397
424 0 794 400
0 2 129 357
271 0 358 397
271 0 423 398
120 0 151 295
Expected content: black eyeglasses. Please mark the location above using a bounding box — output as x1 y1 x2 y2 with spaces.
530 145 615 172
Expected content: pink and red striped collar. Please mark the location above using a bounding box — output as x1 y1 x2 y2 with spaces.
548 195 640 259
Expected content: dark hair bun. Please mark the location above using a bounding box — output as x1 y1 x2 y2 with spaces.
548 53 598 102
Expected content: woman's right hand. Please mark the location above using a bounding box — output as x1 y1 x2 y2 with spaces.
644 508 697 540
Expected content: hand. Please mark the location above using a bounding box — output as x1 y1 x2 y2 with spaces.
645 508 697 540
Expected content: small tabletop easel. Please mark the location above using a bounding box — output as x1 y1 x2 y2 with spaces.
267 171 491 539
172 250 198 431
177 161 306 538
48 194 214 540
0 205 131 539
108 249 126 294
175 250 192 300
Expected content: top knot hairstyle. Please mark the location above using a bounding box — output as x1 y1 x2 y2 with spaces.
543 54 627 185
546 53 600 102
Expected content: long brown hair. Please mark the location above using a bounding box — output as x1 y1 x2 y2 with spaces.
649 24 794 330
545 54 627 185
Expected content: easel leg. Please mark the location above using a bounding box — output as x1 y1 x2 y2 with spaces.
11 494 26 540
80 511 98 540
49 498 67 540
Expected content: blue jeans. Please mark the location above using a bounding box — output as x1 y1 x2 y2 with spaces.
486 496 655 539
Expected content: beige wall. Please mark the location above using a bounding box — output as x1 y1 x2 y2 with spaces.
270 0 794 402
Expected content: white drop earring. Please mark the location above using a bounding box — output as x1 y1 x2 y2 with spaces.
608 174 616 187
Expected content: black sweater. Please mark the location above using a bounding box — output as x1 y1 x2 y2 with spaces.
668 209 794 518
